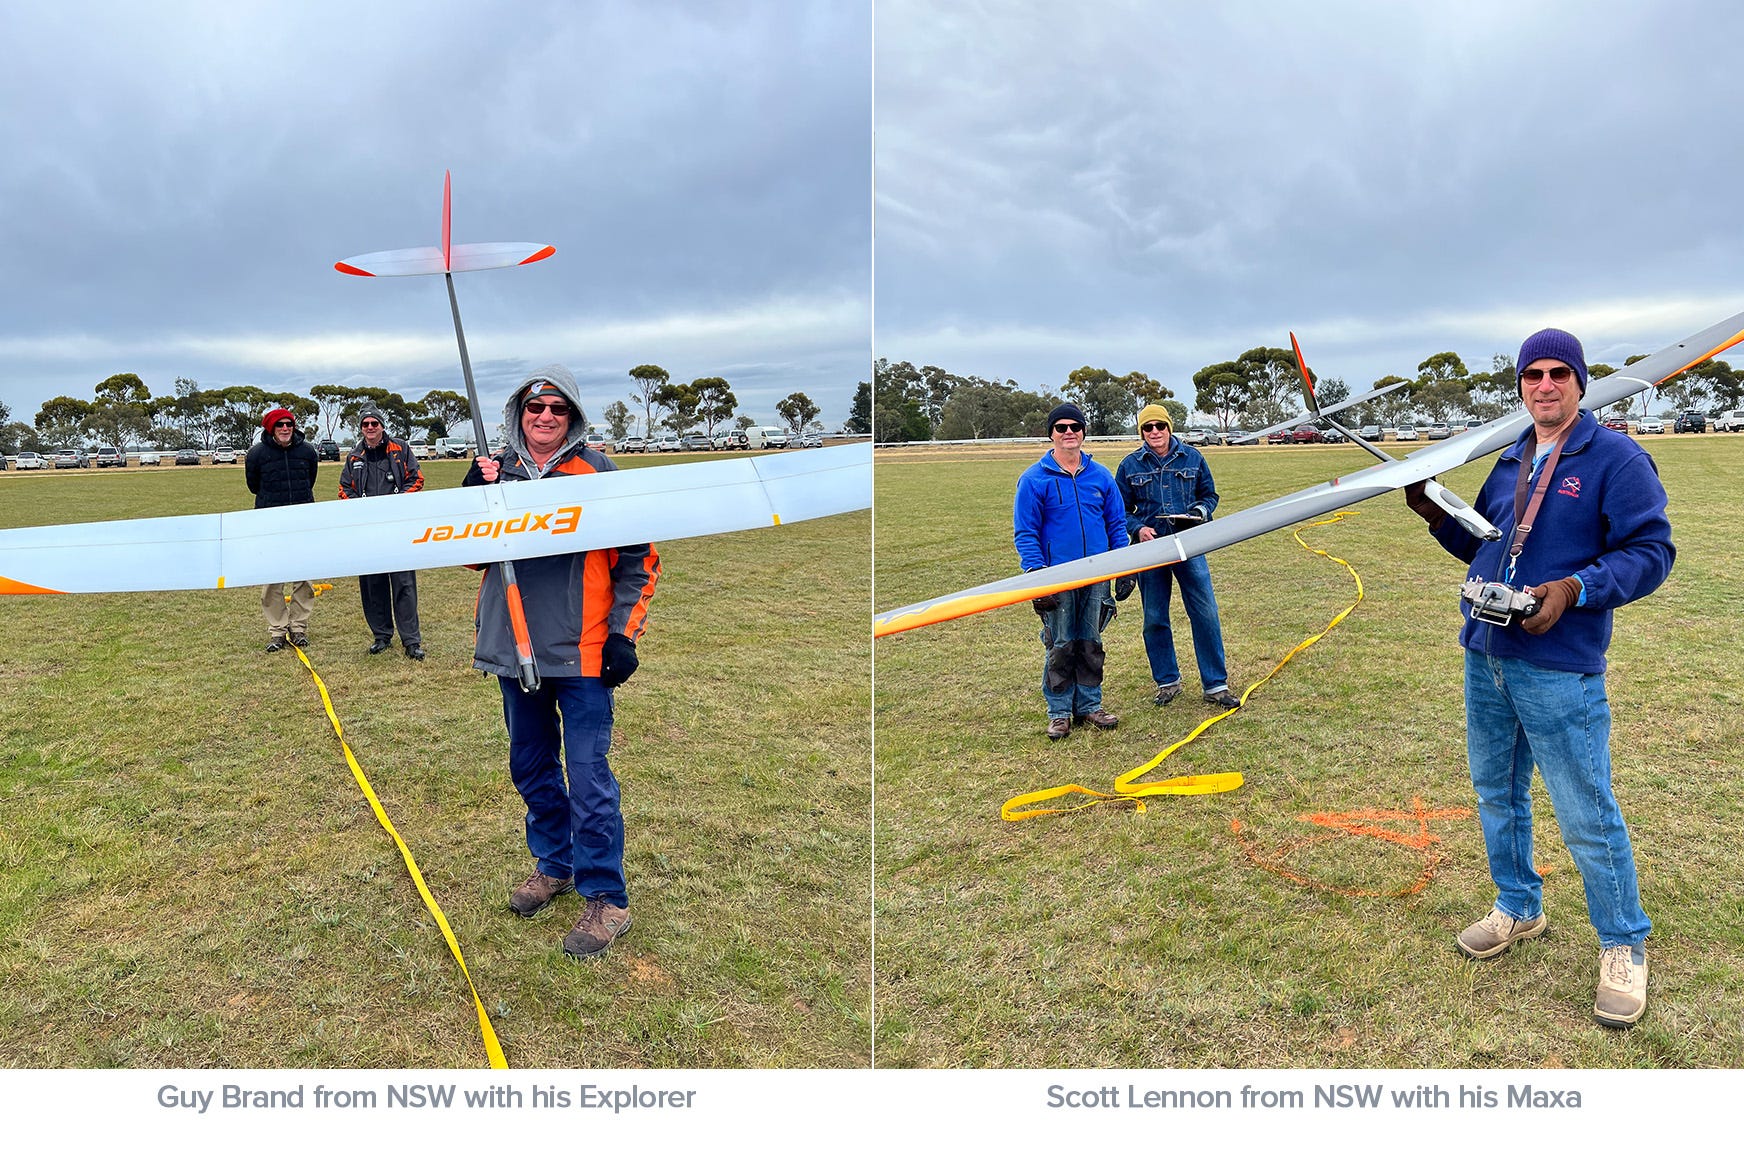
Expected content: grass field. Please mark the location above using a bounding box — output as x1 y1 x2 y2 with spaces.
0 455 870 1068
873 434 1744 1068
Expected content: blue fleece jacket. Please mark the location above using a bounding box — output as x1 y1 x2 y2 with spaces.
1014 450 1129 571
1429 410 1673 674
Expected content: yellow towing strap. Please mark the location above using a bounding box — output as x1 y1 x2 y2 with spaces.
294 646 508 1069
1002 512 1365 822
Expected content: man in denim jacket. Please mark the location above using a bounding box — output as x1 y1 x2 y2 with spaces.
1406 328 1672 1028
1014 402 1129 740
1113 405 1239 709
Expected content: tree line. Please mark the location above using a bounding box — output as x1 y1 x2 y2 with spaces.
868 348 1744 443
0 366 833 453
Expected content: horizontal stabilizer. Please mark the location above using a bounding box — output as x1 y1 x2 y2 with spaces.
335 242 555 278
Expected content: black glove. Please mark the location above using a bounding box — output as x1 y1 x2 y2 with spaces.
1032 594 1061 616
1113 576 1137 601
1404 481 1448 528
599 633 640 688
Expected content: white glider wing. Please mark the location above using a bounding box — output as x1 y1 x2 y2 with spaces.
0 446 869 595
874 311 1744 637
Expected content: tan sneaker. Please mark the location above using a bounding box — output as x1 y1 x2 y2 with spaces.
1456 906 1547 960
508 870 574 917
563 898 632 959
1594 944 1648 1028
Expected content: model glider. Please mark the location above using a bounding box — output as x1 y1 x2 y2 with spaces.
0 444 869 595
873 309 1744 638
337 170 557 690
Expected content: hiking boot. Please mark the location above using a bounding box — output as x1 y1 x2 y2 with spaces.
1154 683 1183 706
1594 943 1648 1028
563 898 632 959
1205 688 1241 710
404 643 426 661
1078 709 1118 731
288 632 310 648
265 636 288 653
1046 716 1071 740
1456 906 1547 960
508 870 574 917
367 638 392 655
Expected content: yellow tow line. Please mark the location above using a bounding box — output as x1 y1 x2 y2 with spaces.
1001 512 1365 821
293 645 508 1068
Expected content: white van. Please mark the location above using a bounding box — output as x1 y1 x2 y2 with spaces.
744 426 790 450
1713 409 1744 433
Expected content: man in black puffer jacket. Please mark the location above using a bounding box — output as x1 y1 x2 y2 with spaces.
244 407 320 652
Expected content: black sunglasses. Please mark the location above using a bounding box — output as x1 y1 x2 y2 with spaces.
1141 422 1170 433
1520 366 1575 386
523 400 572 417
1052 421 1084 434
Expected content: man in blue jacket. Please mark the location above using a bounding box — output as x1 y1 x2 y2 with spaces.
1114 404 1239 709
1014 402 1129 739
1406 328 1672 1028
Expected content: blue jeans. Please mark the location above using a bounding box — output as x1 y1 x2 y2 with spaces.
499 675 627 907
1464 651 1648 947
1040 582 1114 718
1138 555 1228 693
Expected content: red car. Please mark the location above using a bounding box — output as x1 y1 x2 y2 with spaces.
1291 425 1323 443
1602 416 1630 433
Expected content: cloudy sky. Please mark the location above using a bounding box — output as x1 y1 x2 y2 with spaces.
0 0 869 434
875 0 1744 410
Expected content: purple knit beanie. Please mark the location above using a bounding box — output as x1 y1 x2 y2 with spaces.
1516 328 1587 391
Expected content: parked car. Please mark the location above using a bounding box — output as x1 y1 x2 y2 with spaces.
1225 432 1258 445
1711 409 1744 433
744 426 789 450
654 434 681 453
586 432 610 452
53 449 85 469
679 432 713 452
798 431 823 448
96 446 126 468
620 436 648 453
1358 424 1384 442
1290 425 1323 444
1182 429 1209 445
212 446 238 464
1602 416 1630 433
1395 425 1420 442
175 449 201 465
1266 428 1293 444
1636 417 1665 434
138 449 162 465
1464 419 1483 432
14 451 44 470
316 438 342 461
718 430 749 451
1425 423 1452 441
1674 411 1707 433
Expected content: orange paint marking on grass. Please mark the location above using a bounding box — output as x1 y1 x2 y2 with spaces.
1231 795 1474 898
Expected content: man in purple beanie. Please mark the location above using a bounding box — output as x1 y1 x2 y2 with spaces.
1404 327 1672 1027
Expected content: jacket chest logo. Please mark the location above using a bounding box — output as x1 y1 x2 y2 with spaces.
1558 476 1581 499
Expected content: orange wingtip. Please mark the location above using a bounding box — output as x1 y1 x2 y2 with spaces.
873 568 1153 638
0 575 64 595
1662 326 1744 381
334 261 375 277
519 245 556 265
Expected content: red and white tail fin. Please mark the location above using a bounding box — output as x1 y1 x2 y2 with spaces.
334 171 554 278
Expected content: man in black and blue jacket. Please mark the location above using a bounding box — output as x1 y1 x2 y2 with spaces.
1407 327 1672 1029
1114 404 1239 710
1013 402 1128 740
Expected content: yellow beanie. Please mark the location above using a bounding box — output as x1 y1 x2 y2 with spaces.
1137 404 1173 430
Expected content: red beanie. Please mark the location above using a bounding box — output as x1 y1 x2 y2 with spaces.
262 408 296 431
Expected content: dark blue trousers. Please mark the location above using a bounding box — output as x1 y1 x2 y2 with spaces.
498 675 627 906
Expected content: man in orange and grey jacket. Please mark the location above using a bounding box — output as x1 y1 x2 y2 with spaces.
463 364 660 961
337 403 426 659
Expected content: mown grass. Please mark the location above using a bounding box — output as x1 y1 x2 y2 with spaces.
0 454 870 1068
873 434 1744 1068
